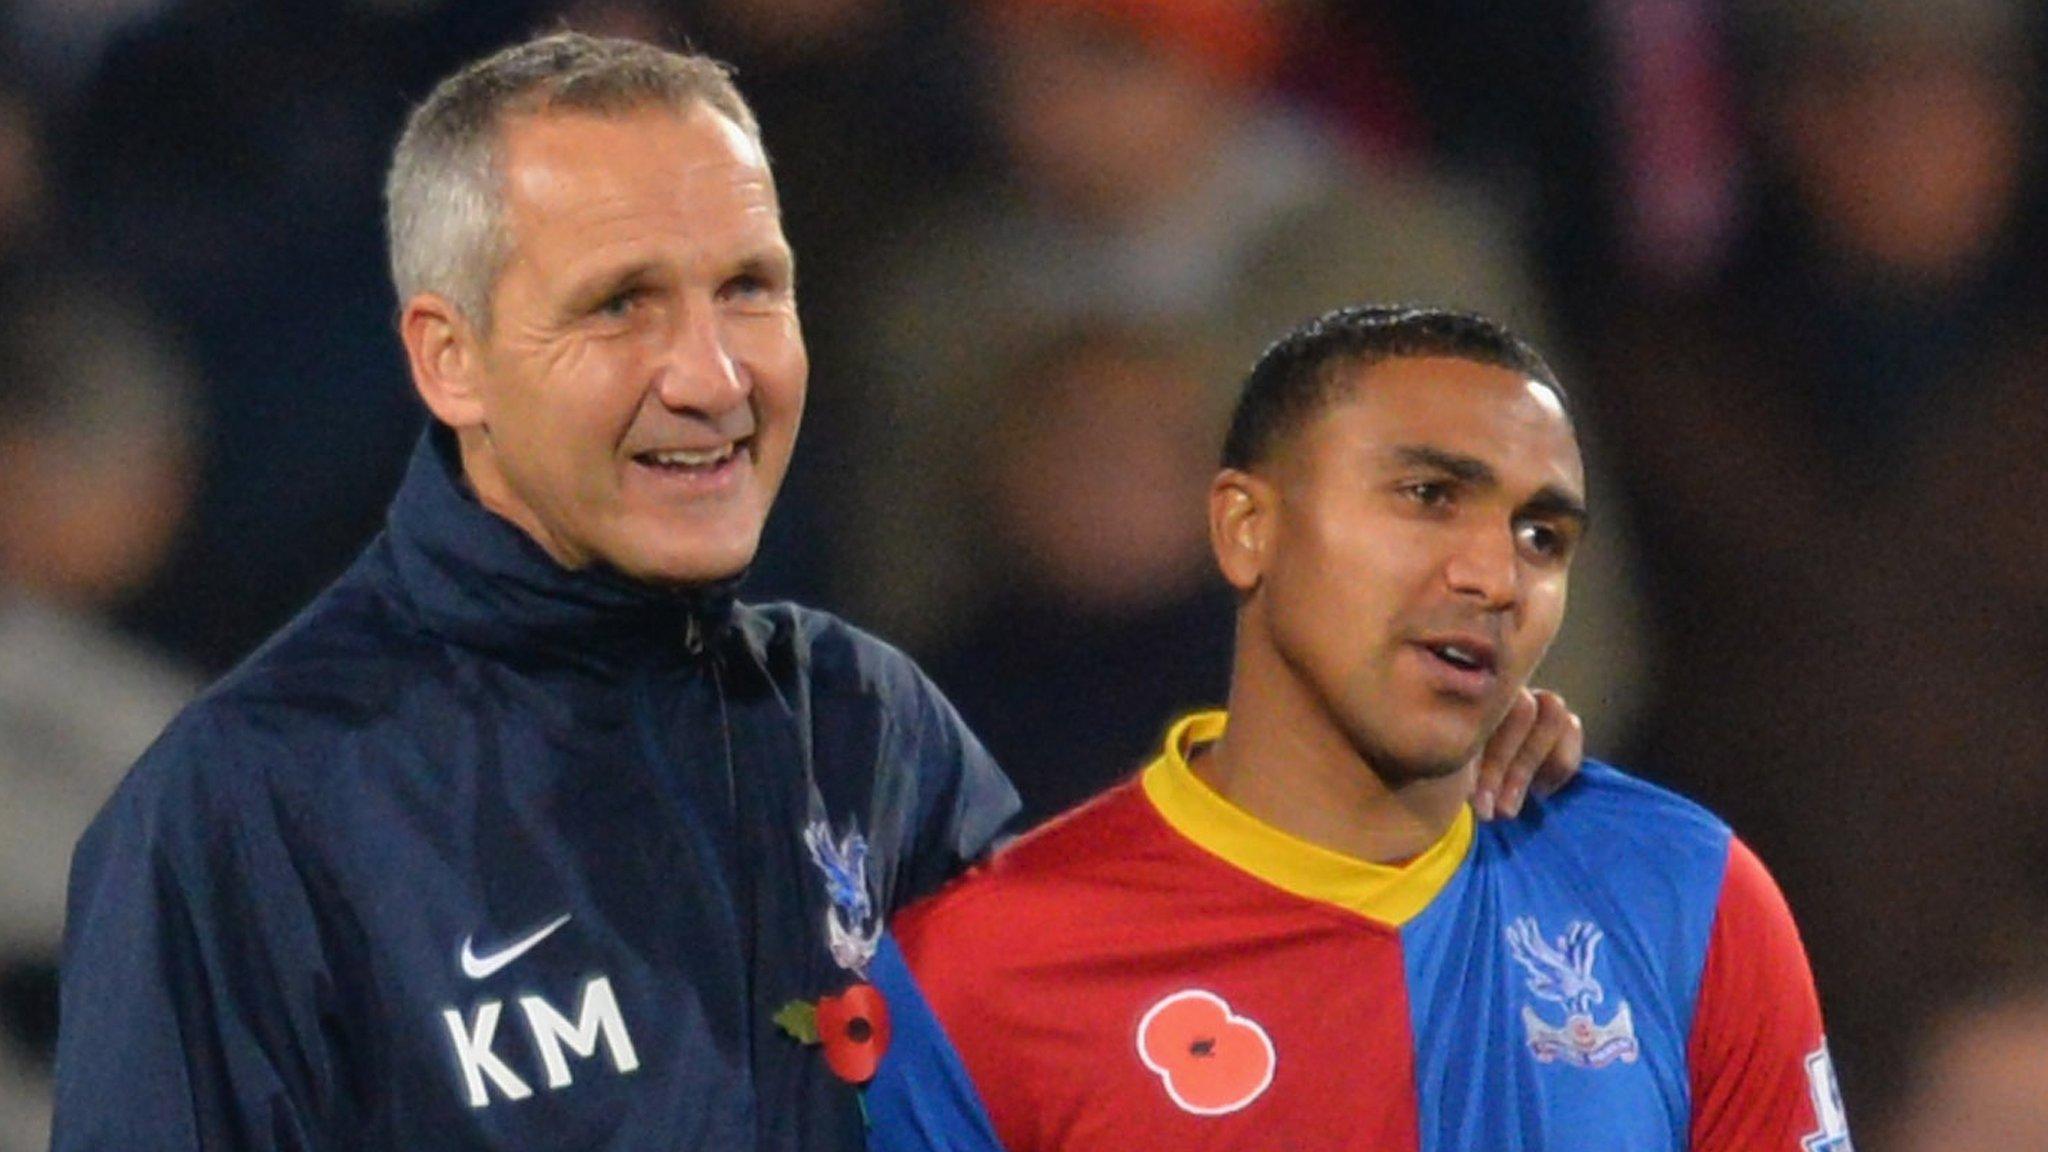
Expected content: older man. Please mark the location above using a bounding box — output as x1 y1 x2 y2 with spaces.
51 32 1021 1151
51 34 1579 1152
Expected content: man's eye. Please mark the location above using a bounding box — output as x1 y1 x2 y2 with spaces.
1400 481 1452 507
596 292 639 318
721 274 772 301
1516 521 1571 560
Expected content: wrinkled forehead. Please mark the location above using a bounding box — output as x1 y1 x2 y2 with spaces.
493 105 785 249
498 103 771 188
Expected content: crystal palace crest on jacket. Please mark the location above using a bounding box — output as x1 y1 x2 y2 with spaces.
1505 916 1640 1068
804 819 881 976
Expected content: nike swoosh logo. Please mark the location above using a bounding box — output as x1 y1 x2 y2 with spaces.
460 913 572 980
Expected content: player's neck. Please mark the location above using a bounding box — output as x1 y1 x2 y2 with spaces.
1194 695 1472 867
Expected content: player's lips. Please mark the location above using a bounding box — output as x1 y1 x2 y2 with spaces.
1410 633 1500 699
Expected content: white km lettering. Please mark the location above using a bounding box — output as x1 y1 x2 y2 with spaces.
522 978 641 1089
461 913 572 980
443 1000 533 1106
444 976 641 1108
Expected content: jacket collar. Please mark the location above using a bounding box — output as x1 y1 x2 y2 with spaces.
383 424 742 668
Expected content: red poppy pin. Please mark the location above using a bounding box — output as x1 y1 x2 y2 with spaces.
775 982 893 1084
790 819 891 1085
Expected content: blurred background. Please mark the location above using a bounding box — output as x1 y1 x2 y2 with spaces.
2 0 2046 1145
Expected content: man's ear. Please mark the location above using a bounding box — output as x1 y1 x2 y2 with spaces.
1210 468 1274 595
401 293 487 429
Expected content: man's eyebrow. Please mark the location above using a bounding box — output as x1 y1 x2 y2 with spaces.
736 247 796 282
1523 485 1590 526
1392 445 1589 523
1391 445 1496 486
563 259 660 308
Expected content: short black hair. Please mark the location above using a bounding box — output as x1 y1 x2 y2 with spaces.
1219 304 1565 471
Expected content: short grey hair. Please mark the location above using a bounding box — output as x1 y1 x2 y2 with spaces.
384 32 763 328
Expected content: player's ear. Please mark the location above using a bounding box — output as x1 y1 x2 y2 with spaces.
402 292 488 429
1210 467 1274 594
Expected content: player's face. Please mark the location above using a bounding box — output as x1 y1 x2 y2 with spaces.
1223 356 1584 783
446 104 806 585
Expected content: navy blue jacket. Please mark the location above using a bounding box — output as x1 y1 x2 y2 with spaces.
52 429 1020 1151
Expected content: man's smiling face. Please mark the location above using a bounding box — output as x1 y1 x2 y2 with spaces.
444 102 807 585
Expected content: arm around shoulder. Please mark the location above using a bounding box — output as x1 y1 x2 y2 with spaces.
842 627 1020 909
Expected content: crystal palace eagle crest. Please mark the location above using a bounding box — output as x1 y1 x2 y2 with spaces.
1504 916 1640 1068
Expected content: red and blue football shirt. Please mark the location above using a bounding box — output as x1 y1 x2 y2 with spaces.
869 711 1851 1151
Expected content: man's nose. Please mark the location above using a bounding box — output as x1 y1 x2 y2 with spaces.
653 303 747 414
1442 523 1520 610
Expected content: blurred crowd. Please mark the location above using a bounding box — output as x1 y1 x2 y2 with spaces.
2 0 2046 1146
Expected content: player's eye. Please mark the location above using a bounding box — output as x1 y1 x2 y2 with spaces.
1515 519 1576 563
1399 480 1454 508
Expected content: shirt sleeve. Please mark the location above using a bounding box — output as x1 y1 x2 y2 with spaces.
51 730 337 1152
1688 837 1854 1151
863 932 1009 1152
887 665 1021 910
793 613 1022 916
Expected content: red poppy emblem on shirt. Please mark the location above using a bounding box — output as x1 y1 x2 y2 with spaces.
775 982 893 1086
816 983 892 1085
1136 989 1276 1115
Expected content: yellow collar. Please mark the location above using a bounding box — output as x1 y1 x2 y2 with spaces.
1139 711 1472 926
